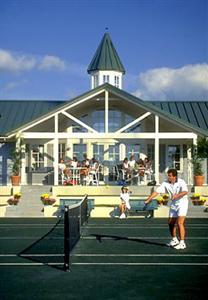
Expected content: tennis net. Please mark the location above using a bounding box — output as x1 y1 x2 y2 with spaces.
64 194 88 271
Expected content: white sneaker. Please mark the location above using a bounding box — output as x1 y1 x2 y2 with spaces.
174 242 186 250
119 213 126 219
166 238 179 247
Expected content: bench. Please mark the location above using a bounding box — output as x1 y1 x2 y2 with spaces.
128 200 158 218
59 198 95 217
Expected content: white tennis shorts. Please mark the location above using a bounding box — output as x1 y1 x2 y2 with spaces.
169 200 189 218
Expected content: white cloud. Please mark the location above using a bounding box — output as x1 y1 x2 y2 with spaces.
39 55 66 71
3 79 28 91
0 49 36 72
134 64 208 101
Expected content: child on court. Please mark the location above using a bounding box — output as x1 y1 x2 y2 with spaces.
119 186 131 219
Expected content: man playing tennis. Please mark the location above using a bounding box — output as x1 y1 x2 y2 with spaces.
145 169 188 250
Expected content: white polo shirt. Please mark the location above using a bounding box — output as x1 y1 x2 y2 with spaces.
156 178 188 205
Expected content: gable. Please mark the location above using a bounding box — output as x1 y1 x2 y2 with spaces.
0 84 207 137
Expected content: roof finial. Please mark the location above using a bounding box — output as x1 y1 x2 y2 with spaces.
105 27 108 31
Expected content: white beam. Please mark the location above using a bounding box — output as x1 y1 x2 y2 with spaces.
8 90 105 138
61 111 97 133
105 90 109 133
154 115 159 183
54 114 59 185
22 132 197 140
115 112 151 133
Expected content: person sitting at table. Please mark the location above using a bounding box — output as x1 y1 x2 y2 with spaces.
58 158 66 173
88 157 99 185
58 158 71 183
80 156 90 185
144 157 153 181
135 158 145 184
122 157 131 179
71 156 78 168
82 153 90 167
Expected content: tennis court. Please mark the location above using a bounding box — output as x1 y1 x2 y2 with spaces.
0 216 208 299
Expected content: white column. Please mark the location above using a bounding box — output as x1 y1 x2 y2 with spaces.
187 144 192 185
105 90 109 133
54 114 59 185
20 143 26 185
154 115 159 184
120 143 126 161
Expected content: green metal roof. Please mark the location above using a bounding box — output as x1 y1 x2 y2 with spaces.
150 101 208 133
0 83 207 137
87 33 125 74
0 100 64 136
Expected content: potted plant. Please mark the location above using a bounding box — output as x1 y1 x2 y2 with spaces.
7 192 21 205
191 137 208 186
192 156 204 186
40 193 56 205
190 193 206 206
10 149 21 186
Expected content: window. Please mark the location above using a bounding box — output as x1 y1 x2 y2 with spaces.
59 143 66 161
93 144 104 162
73 144 87 162
109 144 120 163
167 145 181 171
31 145 44 170
109 110 122 132
93 75 98 88
114 76 119 88
126 144 141 159
92 110 105 132
103 75 109 83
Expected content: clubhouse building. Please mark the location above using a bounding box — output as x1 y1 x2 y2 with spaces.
0 33 207 186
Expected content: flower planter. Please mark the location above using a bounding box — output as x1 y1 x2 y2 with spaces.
11 175 21 186
194 175 204 186
7 198 20 205
41 198 56 205
192 199 205 206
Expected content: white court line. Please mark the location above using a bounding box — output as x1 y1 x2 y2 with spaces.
85 226 208 229
0 254 63 257
0 263 63 266
0 254 207 257
83 236 208 240
0 237 63 239
0 224 63 227
72 262 208 266
0 262 207 267
0 236 207 240
72 254 208 257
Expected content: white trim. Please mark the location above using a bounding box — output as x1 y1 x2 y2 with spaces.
54 114 59 185
116 112 151 133
61 111 97 133
7 90 106 138
105 90 109 133
154 115 159 183
22 132 196 139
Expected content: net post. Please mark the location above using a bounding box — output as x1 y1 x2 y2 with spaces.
64 205 70 272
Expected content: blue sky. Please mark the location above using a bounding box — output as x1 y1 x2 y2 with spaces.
0 0 207 101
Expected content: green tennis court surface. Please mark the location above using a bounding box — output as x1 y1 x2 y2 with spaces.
0 217 208 299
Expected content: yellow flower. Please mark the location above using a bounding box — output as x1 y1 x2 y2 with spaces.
156 196 164 202
192 193 200 198
14 192 21 198
40 193 50 199
162 194 169 199
199 197 206 203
